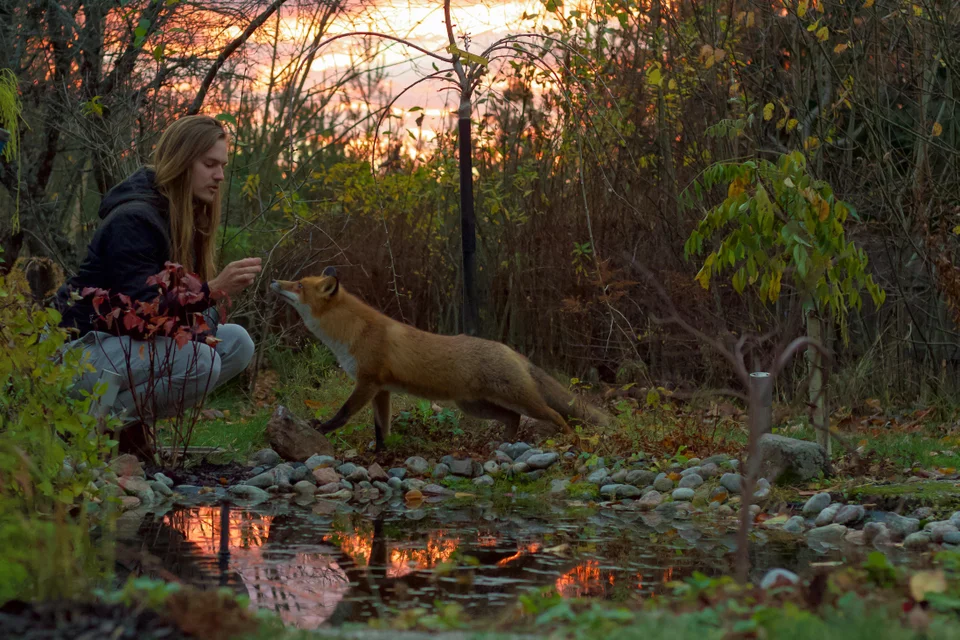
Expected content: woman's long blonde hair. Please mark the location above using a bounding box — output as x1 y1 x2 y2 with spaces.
150 115 227 282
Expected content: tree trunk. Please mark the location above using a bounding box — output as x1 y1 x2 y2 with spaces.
806 309 830 455
458 94 479 336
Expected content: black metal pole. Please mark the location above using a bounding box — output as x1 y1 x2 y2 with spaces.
458 112 479 336
218 499 231 586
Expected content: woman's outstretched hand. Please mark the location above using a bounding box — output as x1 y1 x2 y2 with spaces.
209 257 262 296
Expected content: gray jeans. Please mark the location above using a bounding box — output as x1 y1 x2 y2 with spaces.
68 324 254 422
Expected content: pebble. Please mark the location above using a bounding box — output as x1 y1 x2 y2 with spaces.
347 467 369 483
448 458 478 477
783 516 805 534
833 504 866 525
636 490 662 511
863 522 889 544
588 469 610 485
422 484 454 496
943 531 960 545
483 460 501 476
801 492 832 517
815 503 842 527
925 522 959 543
337 463 358 477
678 474 703 490
720 473 742 494
680 466 701 477
904 531 932 549
387 477 403 491
473 475 495 487
495 451 514 464
502 442 532 461
699 463 720 479
149 481 173 499
626 470 656 487
885 513 920 539
293 481 316 497
388 467 407 480
526 452 560 470
515 449 541 464
153 472 174 488
405 456 430 475
753 478 771 500
228 485 270 503
549 479 570 495
250 448 281 468
610 469 629 484
432 463 450 480
312 467 340 485
653 476 675 492
305 455 337 470
367 463 389 482
600 484 642 499
760 568 799 589
672 488 695 501
806 523 848 545
403 479 426 492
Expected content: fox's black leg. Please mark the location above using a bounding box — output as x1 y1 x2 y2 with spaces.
311 379 379 435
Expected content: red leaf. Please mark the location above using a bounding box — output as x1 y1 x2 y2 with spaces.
117 293 132 307
122 311 145 332
173 328 191 349
182 273 203 293
92 295 105 314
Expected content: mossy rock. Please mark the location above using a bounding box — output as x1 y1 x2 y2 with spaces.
847 481 960 511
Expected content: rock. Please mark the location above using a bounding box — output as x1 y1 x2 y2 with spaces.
710 488 729 504
109 454 144 478
305 454 337 470
750 505 762 518
672 488 695 501
525 470 545 481
342 449 358 460
149 481 173 499
340 479 353 490
432 463 451 480
508 462 529 475
120 496 141 511
802 492 832 517
699 463 720 479
360 463 386 483
422 484 454 496
588 469 611 485
925 522 959 543
716 505 735 517
515 449 542 464
943 531 960 545
293 480 317 497
636 491 662 511
834 505 866 526
845 530 866 545
626 470 657 487
337 463 358 477
388 467 407 480
753 478 771 501
405 456 430 475
503 442 532 461
354 486 380 503
373 480 392 495
117 476 155 507
403 479 426 492
610 469 629 484
549 479 570 495
762 515 790 528
153 472 174 488
250 448 281 467
656 501 693 519
173 485 200 497
680 466 702 477
600 484 642 499
246 468 283 489
760 568 800 589
454 458 484 478
347 467 369 483
483 461 501 476
806 524 848 545
289 465 310 483
473 475 495 487
526 453 560 470
815 503 842 527
720 473 742 494
783 516 805 534
863 522 889 544
495 450 514 464
228 485 270 503
678 474 703 490
266 405 334 461
904 532 932 549
312 467 340 486
703 454 729 466
327 489 353 501
387 476 403 491
653 476 675 492
757 434 829 484
317 482 341 495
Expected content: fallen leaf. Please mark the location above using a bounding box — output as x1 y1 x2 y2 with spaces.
543 544 570 556
304 399 323 409
910 570 947 602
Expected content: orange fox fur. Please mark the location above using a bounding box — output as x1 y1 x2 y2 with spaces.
270 267 612 450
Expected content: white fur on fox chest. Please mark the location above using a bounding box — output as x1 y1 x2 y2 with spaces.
294 304 358 379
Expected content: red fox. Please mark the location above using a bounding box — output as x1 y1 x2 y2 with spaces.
270 267 612 450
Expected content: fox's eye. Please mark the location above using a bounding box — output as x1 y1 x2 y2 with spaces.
297 283 303 290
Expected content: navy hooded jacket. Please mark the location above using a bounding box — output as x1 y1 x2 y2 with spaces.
53 167 219 340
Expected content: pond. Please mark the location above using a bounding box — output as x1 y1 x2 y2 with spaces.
115 497 879 630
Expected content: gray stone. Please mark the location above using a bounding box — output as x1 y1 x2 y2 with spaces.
153 472 174 488
337 463 358 477
317 482 342 495
806 523 848 545
815 503 842 527
503 442 532 461
251 448 281 468
473 475 495 487
347 467 369 483
783 516 805 534
720 473 743 494
482 460 500 476
388 467 406 479
327 489 354 501
702 454 729 466
626 470 657 487
149 481 173 499
340 479 353 490
904 532 932 549
680 466 702 477
510 462 530 474
588 469 610 485
117 476 155 507
405 456 430 475
422 484 454 496
289 465 309 483
495 450 514 464
699 463 720 479
373 481 392 496
863 522 889 544
448 458 479 477
802 492 832 517
549 479 570 495
757 434 829 484
653 476 675 492
293 480 316 497
403 478 426 492
600 484 642 499
387 476 403 491
525 470 545 481
108 454 143 478
526 452 560 470
367 463 389 482
610 469 629 484
753 478 771 501
305 454 337 470
228 485 270 504
636 491 662 511
716 505 735 517
760 569 799 589
834 504 866 525
943 531 960 545
514 449 542 464
678 474 703 490
885 513 920 540
672 488 695 501
925 522 959 543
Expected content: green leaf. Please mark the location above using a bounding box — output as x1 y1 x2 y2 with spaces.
215 113 238 126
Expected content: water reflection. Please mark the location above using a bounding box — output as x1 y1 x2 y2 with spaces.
118 502 847 630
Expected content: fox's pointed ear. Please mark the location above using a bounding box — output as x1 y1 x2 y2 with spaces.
320 271 339 298
322 266 337 278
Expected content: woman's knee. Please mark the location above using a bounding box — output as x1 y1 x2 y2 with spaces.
183 343 222 384
216 324 255 370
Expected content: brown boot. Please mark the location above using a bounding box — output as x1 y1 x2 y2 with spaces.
116 421 155 461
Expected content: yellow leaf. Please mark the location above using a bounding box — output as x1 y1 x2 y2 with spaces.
912 4 922 17
816 26 829 42
647 66 663 87
699 44 714 62
728 179 745 198
769 270 782 301
864 0 874 6
704 56 715 70
304 399 323 409
763 103 775 120
952 225 960 236
668 79 677 90
834 43 849 54
798 0 808 17
783 177 796 188
910 570 947 602
787 118 799 131
747 11 755 27
816 197 830 221
932 122 943 137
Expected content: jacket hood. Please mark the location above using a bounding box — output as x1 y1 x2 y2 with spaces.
98 167 168 220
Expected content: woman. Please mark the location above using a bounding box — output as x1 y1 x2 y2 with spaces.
54 115 260 456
